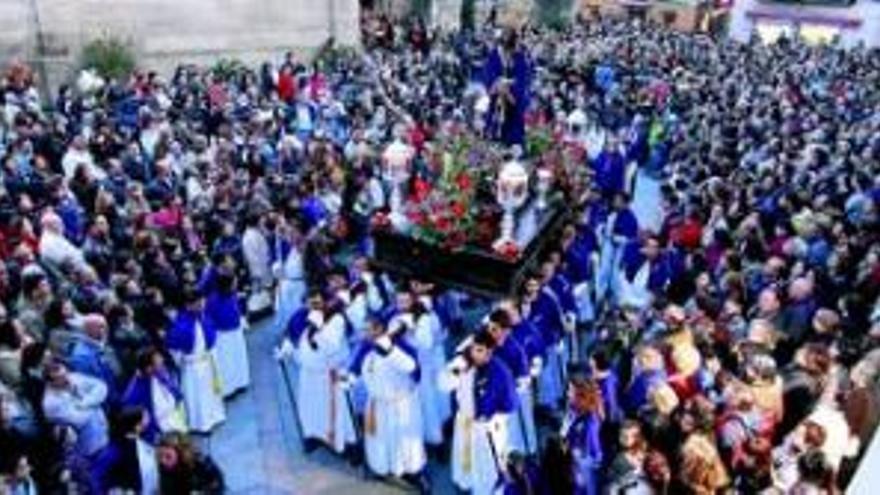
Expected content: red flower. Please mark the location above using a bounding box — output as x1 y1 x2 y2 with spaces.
450 201 467 219
495 240 520 261
455 172 472 191
435 216 452 233
412 178 431 203
407 209 426 226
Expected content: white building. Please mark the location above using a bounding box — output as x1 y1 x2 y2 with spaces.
728 0 880 47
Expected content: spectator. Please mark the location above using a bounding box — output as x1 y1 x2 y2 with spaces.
37 212 87 273
66 314 122 403
96 406 160 494
157 432 224 494
41 358 109 459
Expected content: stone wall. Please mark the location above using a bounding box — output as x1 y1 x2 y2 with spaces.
0 0 360 91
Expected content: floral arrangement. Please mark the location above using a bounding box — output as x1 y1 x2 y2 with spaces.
402 131 502 251
371 124 582 258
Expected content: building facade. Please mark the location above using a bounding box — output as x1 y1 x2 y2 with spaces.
0 0 360 90
728 0 880 46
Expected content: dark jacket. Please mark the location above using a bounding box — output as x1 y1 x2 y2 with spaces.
159 454 225 494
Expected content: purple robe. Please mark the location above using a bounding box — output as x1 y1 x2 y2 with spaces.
165 310 218 354
121 370 183 442
484 48 532 147
474 356 518 420
348 337 421 383
563 410 603 495
527 290 565 346
204 291 242 331
592 150 627 197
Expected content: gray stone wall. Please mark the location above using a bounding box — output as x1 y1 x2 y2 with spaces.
0 0 360 91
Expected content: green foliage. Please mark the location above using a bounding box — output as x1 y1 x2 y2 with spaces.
80 37 136 80
404 131 498 250
534 0 574 29
526 126 554 158
313 41 359 71
210 58 247 81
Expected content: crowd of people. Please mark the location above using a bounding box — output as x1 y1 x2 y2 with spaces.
1 9 879 495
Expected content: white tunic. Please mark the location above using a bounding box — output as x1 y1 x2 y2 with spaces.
275 246 306 331
394 308 450 446
177 321 225 433
508 377 538 455
538 342 566 408
295 312 356 453
617 261 653 310
364 274 387 315
345 291 369 343
360 346 426 477
242 227 272 286
596 214 621 304
418 296 452 424
151 377 187 434
215 321 251 397
574 277 596 324
439 362 510 495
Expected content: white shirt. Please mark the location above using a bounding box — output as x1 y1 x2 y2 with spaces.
39 231 87 271
136 436 160 495
42 372 109 456
807 404 859 471
62 148 103 180
367 178 386 211
242 227 271 282
280 247 304 281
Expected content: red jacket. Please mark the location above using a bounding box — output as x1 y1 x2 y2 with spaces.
277 73 297 103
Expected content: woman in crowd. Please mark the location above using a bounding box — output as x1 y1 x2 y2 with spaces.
156 432 225 494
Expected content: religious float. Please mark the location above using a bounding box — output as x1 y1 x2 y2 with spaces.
369 126 587 297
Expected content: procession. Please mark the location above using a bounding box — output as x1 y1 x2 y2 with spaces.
1 5 880 494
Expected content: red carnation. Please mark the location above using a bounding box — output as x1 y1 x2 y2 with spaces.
435 216 452 233
455 172 472 191
407 209 426 226
495 240 520 261
450 201 467 219
412 178 432 203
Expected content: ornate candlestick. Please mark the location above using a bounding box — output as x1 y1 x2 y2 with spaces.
494 160 529 249
381 138 413 228
535 167 554 211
